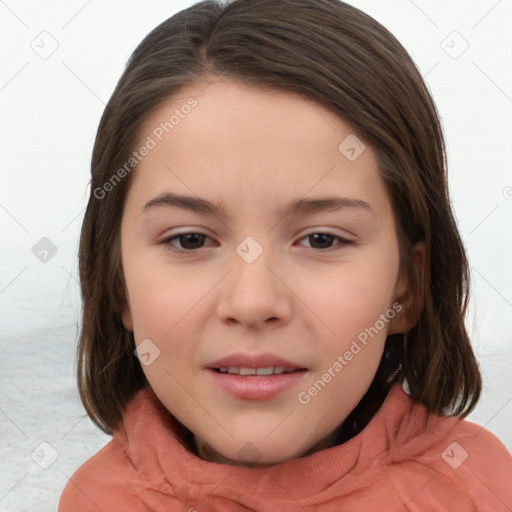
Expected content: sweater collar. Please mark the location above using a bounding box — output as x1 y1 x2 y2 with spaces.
114 382 453 506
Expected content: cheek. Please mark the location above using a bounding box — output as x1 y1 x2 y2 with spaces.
127 269 202 400
300 268 394 414
127 275 171 338
126 266 206 369
301 255 399 377
125 258 194 334
311 263 397 332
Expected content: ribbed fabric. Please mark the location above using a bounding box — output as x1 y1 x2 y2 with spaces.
59 383 512 511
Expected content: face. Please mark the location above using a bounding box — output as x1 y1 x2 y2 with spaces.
120 78 420 467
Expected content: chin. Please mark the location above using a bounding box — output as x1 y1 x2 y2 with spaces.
204 434 318 467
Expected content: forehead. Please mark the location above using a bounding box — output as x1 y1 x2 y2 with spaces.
128 78 391 221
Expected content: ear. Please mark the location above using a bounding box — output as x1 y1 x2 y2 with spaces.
121 303 134 331
387 241 426 335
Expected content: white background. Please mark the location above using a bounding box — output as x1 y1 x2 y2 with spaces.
1 0 511 510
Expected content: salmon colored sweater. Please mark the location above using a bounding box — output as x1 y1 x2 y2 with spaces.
59 383 512 511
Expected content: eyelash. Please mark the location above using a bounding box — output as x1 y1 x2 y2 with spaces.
159 231 354 254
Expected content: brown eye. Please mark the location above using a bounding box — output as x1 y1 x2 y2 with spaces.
161 233 212 253
298 232 353 251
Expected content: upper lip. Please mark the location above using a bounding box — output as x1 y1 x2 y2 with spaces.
206 352 306 370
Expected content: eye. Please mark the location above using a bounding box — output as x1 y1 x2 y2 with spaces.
160 232 213 253
160 231 353 254
297 232 353 251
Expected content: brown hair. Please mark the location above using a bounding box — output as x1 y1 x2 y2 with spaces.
77 0 481 436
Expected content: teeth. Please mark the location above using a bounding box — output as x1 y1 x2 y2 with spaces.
256 367 274 375
217 366 297 375
239 367 257 375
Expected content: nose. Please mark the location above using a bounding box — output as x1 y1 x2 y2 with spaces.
216 245 293 330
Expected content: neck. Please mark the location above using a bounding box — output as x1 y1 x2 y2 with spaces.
193 423 343 468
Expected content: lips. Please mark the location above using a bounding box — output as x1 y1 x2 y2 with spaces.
205 352 309 400
206 352 307 373
217 367 294 375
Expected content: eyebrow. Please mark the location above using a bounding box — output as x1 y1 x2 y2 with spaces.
142 192 376 218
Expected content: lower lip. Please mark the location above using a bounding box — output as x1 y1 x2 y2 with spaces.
206 369 308 400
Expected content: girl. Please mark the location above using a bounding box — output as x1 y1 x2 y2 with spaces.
59 0 512 510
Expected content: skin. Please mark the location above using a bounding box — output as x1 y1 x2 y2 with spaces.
120 78 425 467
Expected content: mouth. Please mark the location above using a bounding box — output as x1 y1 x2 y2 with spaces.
205 352 309 400
206 352 307 373
211 366 305 376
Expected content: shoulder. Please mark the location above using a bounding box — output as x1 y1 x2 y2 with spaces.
446 417 512 483
444 416 511 471
58 437 145 512
409 415 511 510
383 387 511 509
